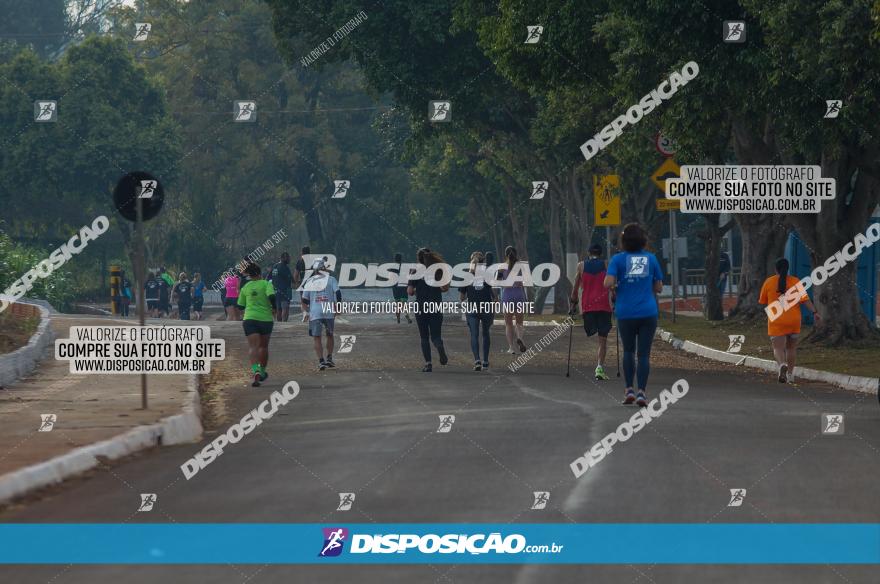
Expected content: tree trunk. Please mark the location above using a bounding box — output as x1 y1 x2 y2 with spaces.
700 214 725 321
728 214 787 320
729 117 788 320
547 187 571 314
505 182 530 261
788 158 880 344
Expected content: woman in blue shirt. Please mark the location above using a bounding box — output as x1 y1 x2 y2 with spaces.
604 223 663 407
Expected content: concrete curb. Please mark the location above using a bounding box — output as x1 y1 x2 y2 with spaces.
0 303 54 388
657 328 879 395
0 374 203 505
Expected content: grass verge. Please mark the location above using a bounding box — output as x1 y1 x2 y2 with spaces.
657 311 880 379
0 312 39 355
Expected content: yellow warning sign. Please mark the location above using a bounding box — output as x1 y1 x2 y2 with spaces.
594 175 621 226
651 158 681 211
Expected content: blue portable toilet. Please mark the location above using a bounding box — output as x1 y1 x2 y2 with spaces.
785 213 879 326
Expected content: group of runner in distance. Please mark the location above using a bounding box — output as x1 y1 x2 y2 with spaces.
144 222 818 401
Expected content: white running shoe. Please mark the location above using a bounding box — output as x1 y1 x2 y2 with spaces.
778 363 788 383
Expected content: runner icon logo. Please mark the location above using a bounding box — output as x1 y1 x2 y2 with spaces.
138 180 157 199
332 180 350 199
524 25 543 44
429 101 451 122
34 101 57 122
338 335 356 353
337 492 356 511
824 100 842 119
38 414 56 432
530 181 548 200
134 23 151 41
726 335 745 353
821 413 844 435
138 493 157 512
319 527 349 557
531 491 550 510
234 101 256 122
728 488 747 507
437 415 455 433
627 256 647 275
723 21 746 43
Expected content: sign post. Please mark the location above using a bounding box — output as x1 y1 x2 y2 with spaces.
651 159 682 322
113 172 165 410
669 211 678 323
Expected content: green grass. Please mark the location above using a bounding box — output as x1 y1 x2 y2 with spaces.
657 311 880 379
0 313 39 354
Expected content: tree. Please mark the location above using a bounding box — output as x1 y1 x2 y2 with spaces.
0 0 67 58
585 0 880 340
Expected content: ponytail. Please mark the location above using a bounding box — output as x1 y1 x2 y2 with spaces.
504 246 518 270
775 258 789 294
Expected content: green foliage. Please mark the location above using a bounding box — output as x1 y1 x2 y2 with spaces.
0 0 67 57
0 231 77 311
0 36 182 240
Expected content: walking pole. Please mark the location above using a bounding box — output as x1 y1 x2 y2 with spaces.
565 316 573 377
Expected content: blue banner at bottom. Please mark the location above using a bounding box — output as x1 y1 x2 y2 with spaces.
0 524 878 564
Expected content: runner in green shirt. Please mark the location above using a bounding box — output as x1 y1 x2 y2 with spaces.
236 263 276 387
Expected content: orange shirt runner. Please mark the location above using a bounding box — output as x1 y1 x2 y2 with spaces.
759 275 808 337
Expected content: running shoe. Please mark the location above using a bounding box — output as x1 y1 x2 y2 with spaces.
318 360 327 371
636 391 648 408
778 363 788 383
325 356 335 368
438 345 449 365
473 361 482 371
505 348 516 354
422 363 433 372
482 362 489 370
251 372 261 387
594 365 609 381
259 367 268 382
623 390 636 405
405 314 413 324
516 338 527 353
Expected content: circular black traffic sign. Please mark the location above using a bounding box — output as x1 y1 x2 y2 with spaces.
113 171 165 222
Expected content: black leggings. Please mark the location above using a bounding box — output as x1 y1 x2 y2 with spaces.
415 313 444 363
466 312 493 362
617 316 658 391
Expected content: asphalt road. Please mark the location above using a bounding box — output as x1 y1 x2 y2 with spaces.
1 314 878 583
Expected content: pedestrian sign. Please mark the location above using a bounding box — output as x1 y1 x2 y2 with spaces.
651 158 681 211
594 175 621 226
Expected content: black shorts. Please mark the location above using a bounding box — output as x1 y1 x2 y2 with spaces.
583 311 612 337
193 297 204 311
243 319 274 336
147 299 158 310
224 297 239 308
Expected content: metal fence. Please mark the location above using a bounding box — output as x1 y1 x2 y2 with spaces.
681 268 740 299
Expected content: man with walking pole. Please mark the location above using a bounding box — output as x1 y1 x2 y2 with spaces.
570 244 614 381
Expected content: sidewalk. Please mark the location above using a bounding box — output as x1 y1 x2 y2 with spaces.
0 314 200 484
